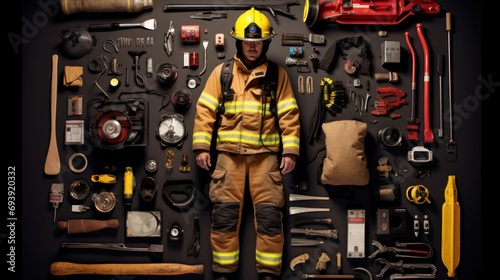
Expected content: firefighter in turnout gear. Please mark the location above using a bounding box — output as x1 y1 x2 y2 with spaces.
192 7 301 280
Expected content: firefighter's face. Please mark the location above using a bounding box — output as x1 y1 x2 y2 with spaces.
241 40 264 63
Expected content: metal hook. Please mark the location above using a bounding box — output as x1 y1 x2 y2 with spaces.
103 39 119 53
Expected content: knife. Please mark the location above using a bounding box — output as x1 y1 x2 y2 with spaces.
290 228 338 239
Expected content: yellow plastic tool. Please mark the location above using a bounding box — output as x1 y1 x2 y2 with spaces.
441 175 460 278
123 167 135 206
91 174 117 184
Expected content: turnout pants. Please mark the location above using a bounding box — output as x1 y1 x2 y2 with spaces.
209 152 285 275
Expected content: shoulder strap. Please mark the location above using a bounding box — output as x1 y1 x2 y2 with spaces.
215 58 234 128
220 58 234 103
263 60 279 119
265 60 279 98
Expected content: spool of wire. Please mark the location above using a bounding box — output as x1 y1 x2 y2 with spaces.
172 89 192 112
157 62 178 86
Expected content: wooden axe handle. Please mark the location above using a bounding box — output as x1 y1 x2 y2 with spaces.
50 262 204 276
57 218 119 234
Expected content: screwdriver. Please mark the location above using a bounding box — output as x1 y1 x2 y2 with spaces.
437 53 444 138
49 182 64 223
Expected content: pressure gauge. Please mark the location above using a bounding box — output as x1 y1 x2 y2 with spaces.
126 211 162 237
157 113 187 147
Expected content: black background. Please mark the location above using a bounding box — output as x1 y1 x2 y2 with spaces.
10 0 483 279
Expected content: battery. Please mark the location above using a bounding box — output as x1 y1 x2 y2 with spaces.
65 120 84 145
183 52 199 68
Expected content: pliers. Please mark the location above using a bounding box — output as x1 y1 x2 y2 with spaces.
368 240 434 259
164 21 174 57
350 90 364 116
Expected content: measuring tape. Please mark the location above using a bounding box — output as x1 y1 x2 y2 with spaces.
406 184 431 204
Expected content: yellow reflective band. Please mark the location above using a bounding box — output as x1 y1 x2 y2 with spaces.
213 250 240 265
277 98 299 116
199 92 219 112
192 131 212 146
255 250 282 267
282 135 300 150
224 100 273 116
218 130 280 146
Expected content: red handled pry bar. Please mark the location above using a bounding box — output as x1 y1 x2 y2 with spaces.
416 23 434 143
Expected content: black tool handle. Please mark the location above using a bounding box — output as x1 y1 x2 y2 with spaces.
88 23 121 31
436 53 444 76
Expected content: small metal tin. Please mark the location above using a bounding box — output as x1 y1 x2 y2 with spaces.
145 159 158 173
378 126 402 148
69 179 90 200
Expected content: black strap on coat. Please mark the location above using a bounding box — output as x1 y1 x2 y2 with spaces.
210 58 280 166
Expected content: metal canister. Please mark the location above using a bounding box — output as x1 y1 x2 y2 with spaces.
92 191 117 213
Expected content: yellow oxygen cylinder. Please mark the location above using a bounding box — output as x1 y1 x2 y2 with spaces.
123 167 135 206
441 175 460 278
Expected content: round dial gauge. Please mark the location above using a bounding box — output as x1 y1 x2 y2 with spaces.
126 211 161 237
157 113 187 146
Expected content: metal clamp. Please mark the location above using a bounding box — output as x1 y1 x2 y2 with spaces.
306 76 313 94
298 75 304 94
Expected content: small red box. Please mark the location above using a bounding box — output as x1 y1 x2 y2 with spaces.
181 25 200 44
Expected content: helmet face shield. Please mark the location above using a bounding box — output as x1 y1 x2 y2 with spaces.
229 7 276 41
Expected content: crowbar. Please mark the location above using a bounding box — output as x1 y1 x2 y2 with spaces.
163 0 300 22
405 32 418 141
61 242 163 253
416 23 434 143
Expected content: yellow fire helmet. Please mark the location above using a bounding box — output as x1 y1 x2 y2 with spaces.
229 7 276 41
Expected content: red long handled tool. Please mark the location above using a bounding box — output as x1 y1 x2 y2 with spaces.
416 23 434 143
405 32 418 141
